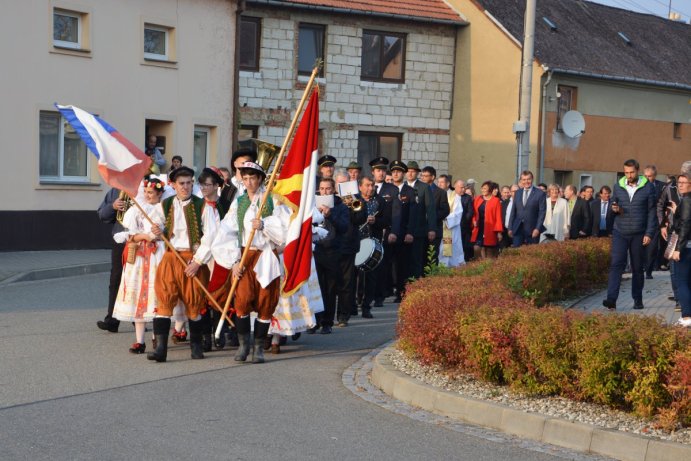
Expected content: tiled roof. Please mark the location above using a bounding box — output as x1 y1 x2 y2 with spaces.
475 0 691 88
249 0 465 24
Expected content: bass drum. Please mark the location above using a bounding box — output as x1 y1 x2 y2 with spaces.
355 237 384 272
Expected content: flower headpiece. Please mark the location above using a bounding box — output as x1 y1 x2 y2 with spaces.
144 178 164 190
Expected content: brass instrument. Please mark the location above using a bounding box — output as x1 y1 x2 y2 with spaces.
239 138 280 172
116 190 134 224
341 194 363 212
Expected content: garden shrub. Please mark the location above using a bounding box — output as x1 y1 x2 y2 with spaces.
397 238 691 427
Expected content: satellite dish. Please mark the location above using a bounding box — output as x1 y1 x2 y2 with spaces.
561 110 585 138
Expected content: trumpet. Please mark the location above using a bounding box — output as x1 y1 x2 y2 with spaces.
341 194 363 212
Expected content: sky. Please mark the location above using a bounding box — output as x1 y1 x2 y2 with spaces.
587 0 691 22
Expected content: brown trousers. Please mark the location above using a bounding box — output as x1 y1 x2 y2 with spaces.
234 249 280 320
155 250 209 319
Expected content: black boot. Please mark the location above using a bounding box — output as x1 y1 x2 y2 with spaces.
234 316 251 362
252 320 270 364
200 310 213 352
188 317 205 360
212 310 227 350
147 317 170 362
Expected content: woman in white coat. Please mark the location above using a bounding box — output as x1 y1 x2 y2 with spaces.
540 184 569 243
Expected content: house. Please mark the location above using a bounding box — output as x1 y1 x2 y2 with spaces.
0 0 238 250
446 0 691 189
235 0 465 174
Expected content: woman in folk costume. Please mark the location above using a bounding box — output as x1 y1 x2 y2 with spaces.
211 162 290 363
439 185 465 267
266 208 327 354
113 177 166 354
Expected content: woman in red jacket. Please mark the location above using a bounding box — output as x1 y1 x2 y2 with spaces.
471 181 504 259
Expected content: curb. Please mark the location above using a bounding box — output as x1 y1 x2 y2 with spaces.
371 345 690 461
0 262 111 285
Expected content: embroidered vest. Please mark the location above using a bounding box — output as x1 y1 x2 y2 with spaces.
162 196 204 251
237 192 274 246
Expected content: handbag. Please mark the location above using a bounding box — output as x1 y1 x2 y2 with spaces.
664 231 679 260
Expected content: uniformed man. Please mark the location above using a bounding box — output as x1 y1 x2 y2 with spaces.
370 157 397 305
389 160 416 301
318 154 337 180
347 161 362 182
405 160 436 278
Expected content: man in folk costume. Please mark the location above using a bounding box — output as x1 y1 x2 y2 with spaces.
211 162 290 363
147 166 214 362
196 167 230 351
439 183 465 267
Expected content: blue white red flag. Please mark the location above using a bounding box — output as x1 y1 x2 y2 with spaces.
55 104 152 196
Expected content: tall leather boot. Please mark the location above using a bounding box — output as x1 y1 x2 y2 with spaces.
188 317 205 359
226 312 240 348
252 320 270 364
234 316 251 362
201 309 213 352
147 317 170 362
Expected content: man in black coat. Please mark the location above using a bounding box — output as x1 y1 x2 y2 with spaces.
96 188 126 333
420 166 450 266
370 157 397 305
564 185 592 239
591 185 615 237
389 160 416 301
405 161 436 278
643 165 666 278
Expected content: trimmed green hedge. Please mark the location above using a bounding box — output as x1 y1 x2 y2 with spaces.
398 239 691 429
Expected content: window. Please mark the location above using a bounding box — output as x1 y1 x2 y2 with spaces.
239 17 261 71
556 85 577 131
298 23 325 76
357 132 402 168
361 30 405 82
579 174 592 191
553 170 572 187
238 125 258 143
39 111 89 182
53 8 90 51
674 122 682 139
144 24 170 61
193 127 210 174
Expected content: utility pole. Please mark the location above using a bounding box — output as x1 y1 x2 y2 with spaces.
514 0 537 179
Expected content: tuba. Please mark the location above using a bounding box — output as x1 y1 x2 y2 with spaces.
116 190 134 224
239 138 280 173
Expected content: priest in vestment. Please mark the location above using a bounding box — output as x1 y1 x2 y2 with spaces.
439 189 465 267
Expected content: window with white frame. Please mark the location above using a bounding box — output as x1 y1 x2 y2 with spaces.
39 111 89 182
144 24 170 61
53 9 83 49
193 127 210 174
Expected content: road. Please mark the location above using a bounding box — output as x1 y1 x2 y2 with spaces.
0 273 605 460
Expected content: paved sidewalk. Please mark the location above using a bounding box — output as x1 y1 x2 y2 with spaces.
0 249 110 284
569 271 679 325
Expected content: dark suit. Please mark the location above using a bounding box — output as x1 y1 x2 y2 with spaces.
645 179 666 276
509 186 546 246
460 194 475 257
407 180 436 278
500 198 512 248
591 199 614 237
374 182 397 302
389 183 416 299
569 197 592 239
428 183 450 265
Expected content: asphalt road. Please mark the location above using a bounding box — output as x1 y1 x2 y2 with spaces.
0 273 600 460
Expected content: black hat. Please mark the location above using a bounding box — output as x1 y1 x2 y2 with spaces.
390 160 407 172
238 161 267 178
318 155 337 167
168 165 195 182
369 156 389 169
406 160 421 171
231 148 258 173
199 167 224 186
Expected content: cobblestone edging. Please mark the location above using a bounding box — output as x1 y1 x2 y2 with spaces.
343 342 611 461
368 344 691 461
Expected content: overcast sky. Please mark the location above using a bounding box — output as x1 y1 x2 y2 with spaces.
586 0 691 21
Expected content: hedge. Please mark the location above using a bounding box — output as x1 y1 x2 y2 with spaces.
398 239 691 429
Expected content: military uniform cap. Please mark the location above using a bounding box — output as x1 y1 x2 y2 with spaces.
390 160 407 172
318 155 337 167
369 156 389 169
406 160 421 171
346 161 362 170
169 165 196 182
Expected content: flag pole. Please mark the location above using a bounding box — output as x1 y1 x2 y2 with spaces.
214 64 321 338
127 194 232 325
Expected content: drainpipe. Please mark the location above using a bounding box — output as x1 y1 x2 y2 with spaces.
539 68 552 183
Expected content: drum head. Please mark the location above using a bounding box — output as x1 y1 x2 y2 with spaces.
355 238 375 266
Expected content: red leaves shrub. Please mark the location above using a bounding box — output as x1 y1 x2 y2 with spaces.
397 238 691 427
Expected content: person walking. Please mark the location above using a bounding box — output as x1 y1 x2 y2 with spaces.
509 170 546 247
603 159 657 311
668 172 691 326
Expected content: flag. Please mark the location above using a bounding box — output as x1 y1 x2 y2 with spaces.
273 91 319 295
55 104 152 196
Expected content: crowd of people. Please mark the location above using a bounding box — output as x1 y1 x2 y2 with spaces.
95 144 691 365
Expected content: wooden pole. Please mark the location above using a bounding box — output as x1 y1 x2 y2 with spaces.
214 65 320 338
127 194 232 326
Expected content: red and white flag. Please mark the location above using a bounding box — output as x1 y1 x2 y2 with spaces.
273 91 319 295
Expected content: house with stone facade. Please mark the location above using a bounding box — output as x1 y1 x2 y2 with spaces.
236 0 465 174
